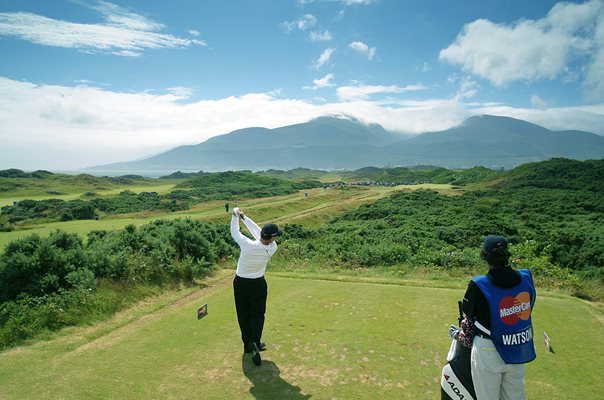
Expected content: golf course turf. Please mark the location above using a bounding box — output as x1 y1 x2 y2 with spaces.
0 270 602 399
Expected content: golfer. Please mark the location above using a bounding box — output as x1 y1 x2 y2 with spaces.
463 235 537 400
230 207 282 366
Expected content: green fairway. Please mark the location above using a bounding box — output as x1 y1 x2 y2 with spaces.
0 271 601 399
0 184 456 249
0 175 180 207
0 183 179 207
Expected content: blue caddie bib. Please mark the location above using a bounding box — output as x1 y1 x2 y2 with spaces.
472 269 537 364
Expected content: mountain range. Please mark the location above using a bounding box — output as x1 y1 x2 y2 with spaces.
87 115 604 172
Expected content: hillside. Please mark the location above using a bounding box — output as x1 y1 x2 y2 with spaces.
384 115 604 168
86 114 604 173
483 158 604 192
0 169 158 200
91 116 407 172
201 115 402 149
254 168 331 181
175 170 322 196
4 159 602 229
340 165 501 185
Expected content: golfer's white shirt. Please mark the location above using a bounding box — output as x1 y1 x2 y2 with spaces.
230 214 277 279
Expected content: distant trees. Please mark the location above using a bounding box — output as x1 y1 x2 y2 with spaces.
0 169 53 178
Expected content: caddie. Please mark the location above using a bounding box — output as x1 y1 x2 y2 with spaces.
462 235 537 400
230 207 282 366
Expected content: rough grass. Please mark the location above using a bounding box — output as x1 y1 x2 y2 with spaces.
0 270 602 399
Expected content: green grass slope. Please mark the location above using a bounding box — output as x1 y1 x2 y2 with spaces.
0 170 179 208
340 165 502 185
481 158 604 192
0 273 601 399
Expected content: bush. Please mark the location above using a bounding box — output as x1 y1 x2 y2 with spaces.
0 218 240 348
66 269 97 291
0 231 88 301
281 223 315 240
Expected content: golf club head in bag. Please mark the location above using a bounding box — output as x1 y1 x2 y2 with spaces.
440 301 476 400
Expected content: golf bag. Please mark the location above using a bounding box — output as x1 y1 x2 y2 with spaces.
440 301 476 400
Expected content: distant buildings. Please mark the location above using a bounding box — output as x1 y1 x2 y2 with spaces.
323 180 428 189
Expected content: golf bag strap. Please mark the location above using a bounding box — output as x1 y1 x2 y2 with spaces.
474 320 491 336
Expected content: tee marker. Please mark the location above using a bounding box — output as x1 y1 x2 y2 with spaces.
197 303 208 320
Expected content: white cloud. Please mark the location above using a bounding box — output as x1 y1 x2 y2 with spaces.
447 74 459 85
112 50 142 57
585 52 604 101
439 0 604 99
440 18 569 86
282 14 331 42
0 5 206 56
349 41 376 60
0 77 313 169
92 1 164 31
337 83 428 101
304 74 336 90
188 29 201 37
584 14 604 101
544 0 603 36
455 76 479 101
340 0 377 4
314 47 335 68
166 87 194 99
281 14 317 32
475 103 604 135
309 30 332 41
417 62 431 73
530 95 549 109
1 76 602 171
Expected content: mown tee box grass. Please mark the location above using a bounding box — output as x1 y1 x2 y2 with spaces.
0 273 601 400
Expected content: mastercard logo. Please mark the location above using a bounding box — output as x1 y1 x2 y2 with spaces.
498 292 531 325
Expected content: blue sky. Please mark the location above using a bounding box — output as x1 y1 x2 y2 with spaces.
1 0 603 170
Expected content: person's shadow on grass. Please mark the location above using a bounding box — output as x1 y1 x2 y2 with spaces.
241 355 312 399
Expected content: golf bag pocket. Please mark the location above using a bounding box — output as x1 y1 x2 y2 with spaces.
441 363 475 400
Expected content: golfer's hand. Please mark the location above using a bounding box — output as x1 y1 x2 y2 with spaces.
233 207 244 219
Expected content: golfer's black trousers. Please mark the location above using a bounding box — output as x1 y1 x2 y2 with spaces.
233 275 267 349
